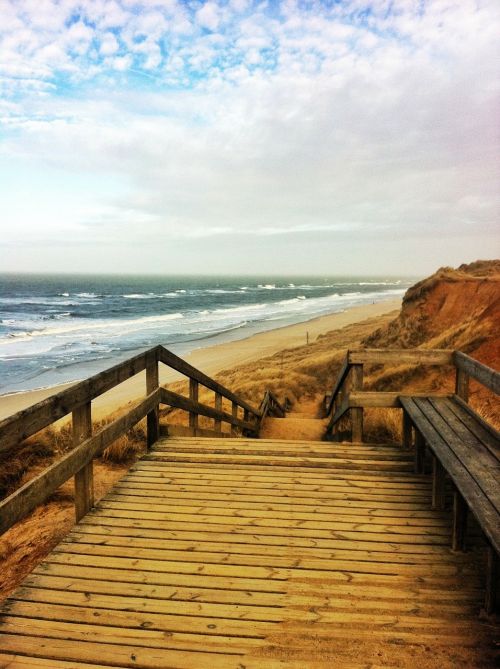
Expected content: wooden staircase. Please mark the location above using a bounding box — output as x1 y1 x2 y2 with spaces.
1 436 498 668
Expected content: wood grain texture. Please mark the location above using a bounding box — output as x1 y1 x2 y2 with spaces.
1 435 497 668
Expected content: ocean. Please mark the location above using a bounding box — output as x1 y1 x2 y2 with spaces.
0 274 412 395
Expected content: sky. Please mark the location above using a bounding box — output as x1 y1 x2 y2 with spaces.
0 0 499 276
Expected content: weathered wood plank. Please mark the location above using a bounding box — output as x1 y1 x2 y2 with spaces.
349 349 454 366
325 354 349 416
454 351 500 395
146 349 159 448
350 363 363 442
73 402 93 522
400 396 500 555
188 379 199 431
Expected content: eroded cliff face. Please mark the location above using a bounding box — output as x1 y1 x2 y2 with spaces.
364 260 500 367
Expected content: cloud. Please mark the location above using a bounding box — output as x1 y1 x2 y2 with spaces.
0 1 499 273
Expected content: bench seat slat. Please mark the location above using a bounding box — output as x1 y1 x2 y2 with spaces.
399 396 500 556
447 397 500 459
421 398 500 513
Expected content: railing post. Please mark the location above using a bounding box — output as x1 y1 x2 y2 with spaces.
189 379 199 433
485 544 499 615
351 364 363 443
214 393 222 433
146 350 159 448
455 367 470 402
231 402 238 436
402 412 413 450
73 401 93 522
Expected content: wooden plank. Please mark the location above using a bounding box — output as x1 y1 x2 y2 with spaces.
0 348 150 454
349 349 454 366
160 388 255 433
414 429 425 474
325 354 349 416
350 363 363 442
485 544 499 614
0 390 160 535
349 391 449 408
109 490 442 516
231 401 238 436
188 378 199 431
454 351 500 395
73 519 459 555
96 499 448 528
399 397 500 555
146 349 159 448
452 490 468 552
0 616 263 654
403 411 412 450
446 397 500 458
0 599 275 636
144 451 414 471
425 398 500 511
81 511 450 541
325 394 350 436
0 635 248 669
455 367 470 402
158 346 260 419
432 456 446 510
66 530 462 563
214 393 222 432
73 402 93 522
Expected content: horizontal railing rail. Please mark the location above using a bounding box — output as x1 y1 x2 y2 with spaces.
0 344 285 535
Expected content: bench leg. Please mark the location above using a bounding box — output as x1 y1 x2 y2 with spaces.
402 412 413 450
432 457 446 510
452 491 467 551
414 431 425 475
485 544 499 615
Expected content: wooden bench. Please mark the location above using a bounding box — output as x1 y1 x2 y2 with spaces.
400 394 500 614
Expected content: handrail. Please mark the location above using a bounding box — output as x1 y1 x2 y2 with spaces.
0 390 160 534
0 345 261 456
325 348 456 441
0 348 153 455
0 344 269 535
454 351 500 397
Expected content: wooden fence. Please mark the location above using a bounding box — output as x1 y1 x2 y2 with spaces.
0 345 281 535
324 349 500 442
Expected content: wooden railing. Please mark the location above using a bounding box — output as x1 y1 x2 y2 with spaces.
0 345 284 535
256 390 286 433
324 349 499 442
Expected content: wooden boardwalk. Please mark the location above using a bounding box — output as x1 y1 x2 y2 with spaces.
1 437 498 668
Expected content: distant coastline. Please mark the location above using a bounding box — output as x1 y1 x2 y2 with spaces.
0 274 410 396
0 297 401 420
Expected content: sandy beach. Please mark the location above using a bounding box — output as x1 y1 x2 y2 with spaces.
0 298 400 421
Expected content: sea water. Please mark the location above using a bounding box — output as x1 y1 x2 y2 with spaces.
0 274 413 394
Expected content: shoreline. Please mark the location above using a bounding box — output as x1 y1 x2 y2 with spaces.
0 298 400 421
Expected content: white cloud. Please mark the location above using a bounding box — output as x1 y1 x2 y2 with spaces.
195 2 221 31
0 1 499 273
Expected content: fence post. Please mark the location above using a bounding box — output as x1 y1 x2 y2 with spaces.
73 401 93 521
146 350 159 448
214 393 222 433
189 379 199 433
231 402 238 436
351 364 364 443
455 367 470 402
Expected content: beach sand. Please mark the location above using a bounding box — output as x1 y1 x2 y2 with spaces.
0 298 400 421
